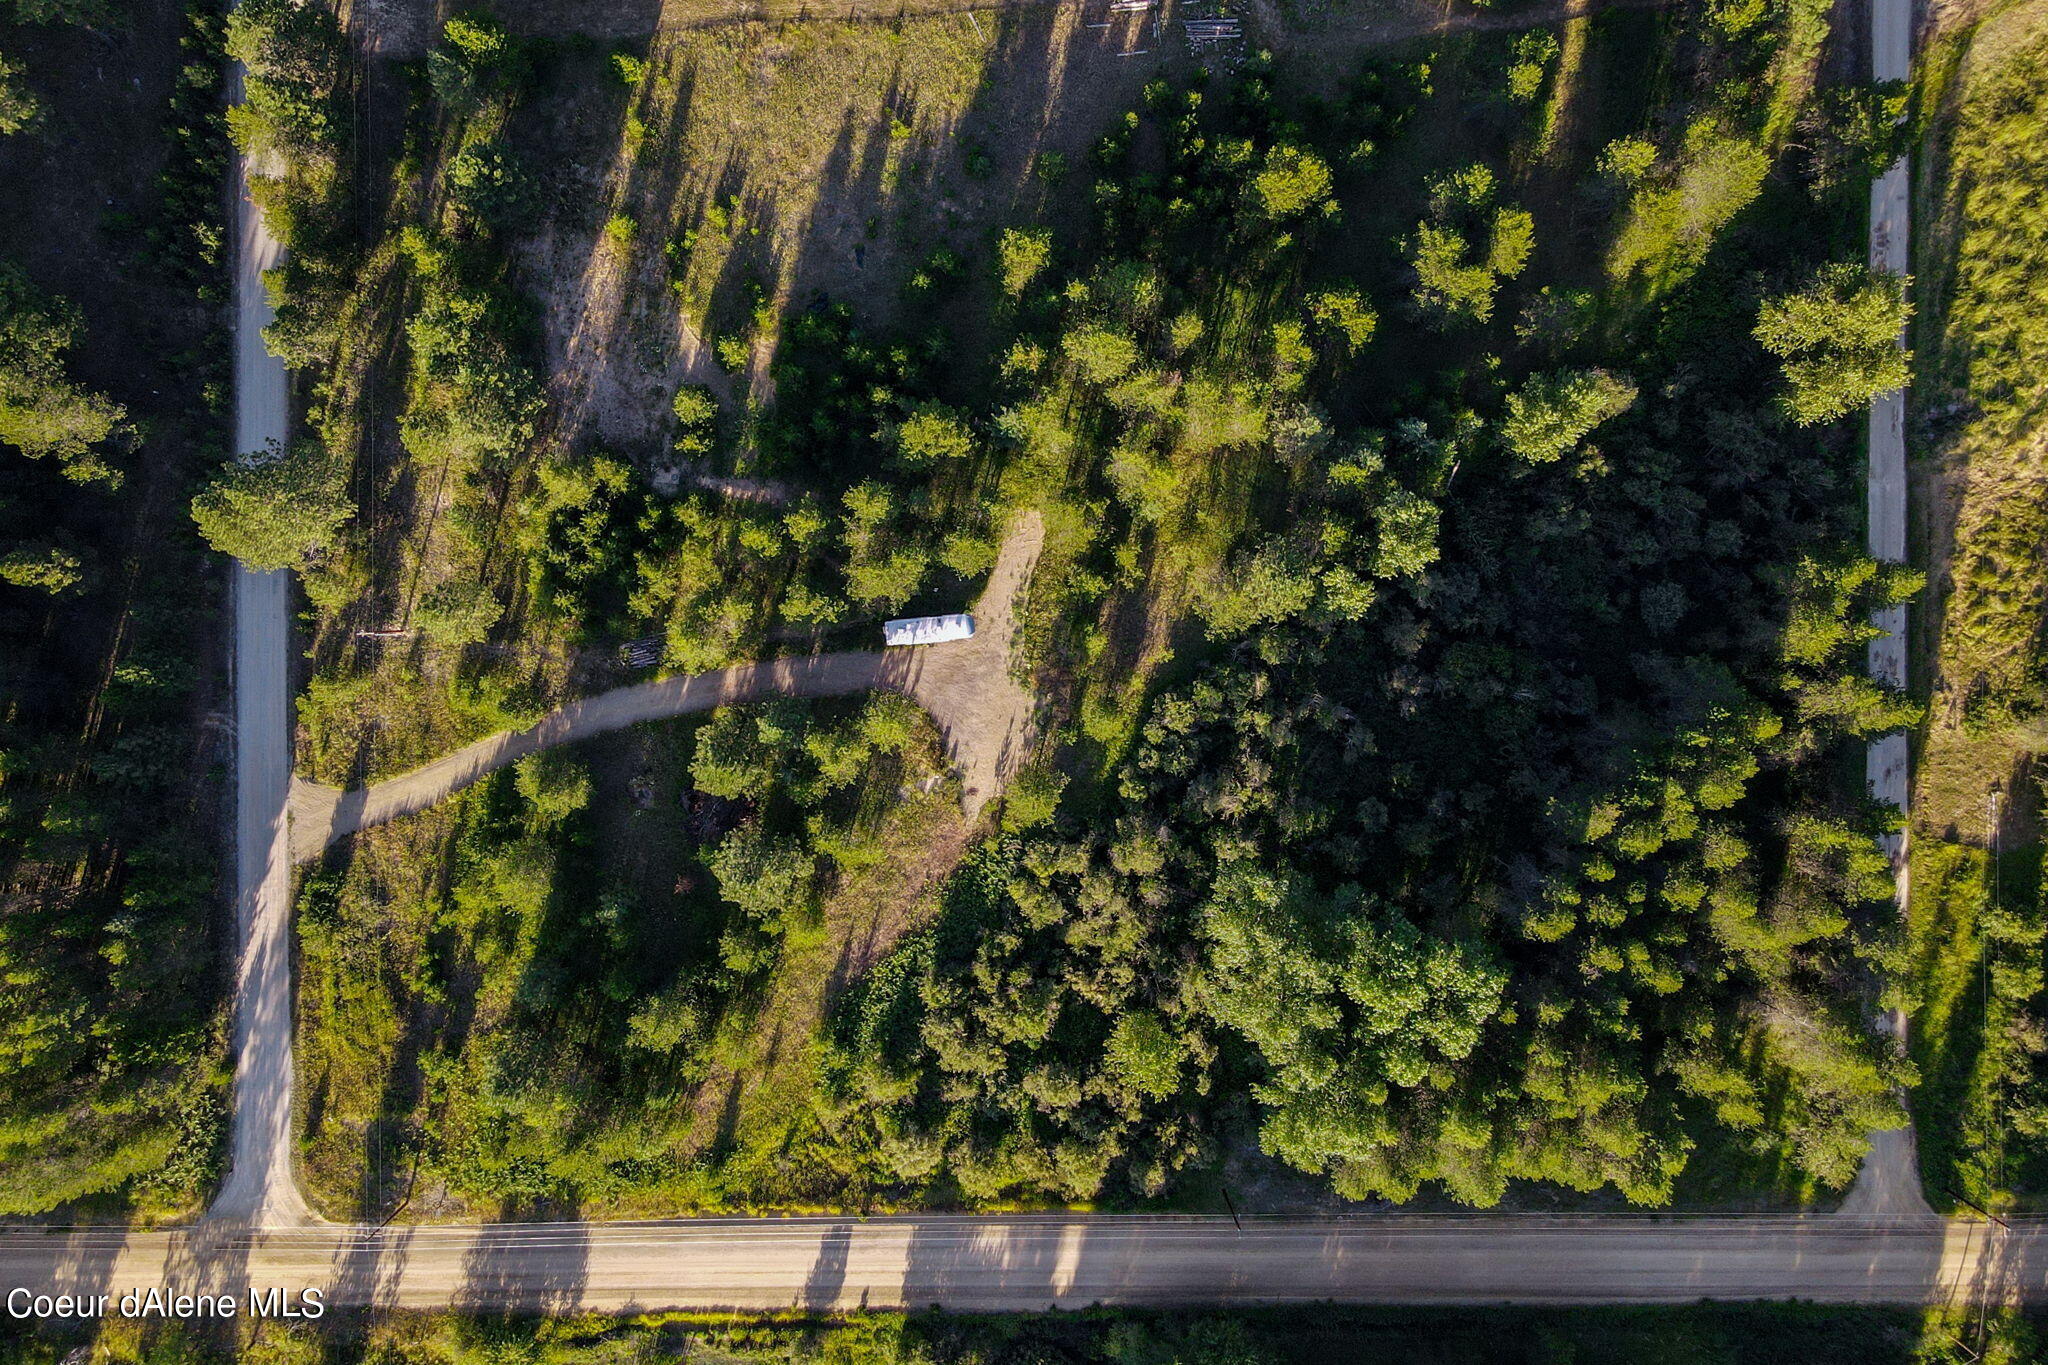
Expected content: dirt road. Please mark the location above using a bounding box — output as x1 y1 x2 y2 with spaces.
209 70 313 1228
7 1210 2042 1310
1858 0 1926 1219
290 513 1044 860
1866 0 1911 824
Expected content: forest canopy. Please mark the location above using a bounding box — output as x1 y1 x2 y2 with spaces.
225 0 1938 1222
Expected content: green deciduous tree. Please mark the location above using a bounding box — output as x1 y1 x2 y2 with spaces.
1411 225 1496 323
1755 264 1911 425
1063 325 1141 385
189 440 351 570
1307 287 1378 352
415 576 503 648
708 821 817 932
1596 135 1658 183
1105 1011 1185 1099
671 383 718 457
514 749 591 828
891 402 975 466
1252 144 1334 219
0 51 39 136
225 0 348 159
0 265 125 483
1487 207 1535 279
0 544 83 594
1500 368 1638 463
1506 31 1559 102
997 227 1052 297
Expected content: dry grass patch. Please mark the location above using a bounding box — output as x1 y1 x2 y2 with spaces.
1911 0 2048 846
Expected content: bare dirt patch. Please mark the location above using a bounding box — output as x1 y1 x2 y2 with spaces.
503 10 1166 460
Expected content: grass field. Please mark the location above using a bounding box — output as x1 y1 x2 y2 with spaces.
296 703 965 1219
1906 0 2048 1210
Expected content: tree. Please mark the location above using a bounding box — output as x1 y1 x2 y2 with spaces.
0 265 124 482
225 0 348 158
891 402 975 466
1105 1011 1184 1099
5 0 112 22
1500 368 1638 463
1487 207 1535 279
707 822 816 931
1754 264 1911 425
626 981 705 1054
447 141 532 230
997 227 1052 297
415 576 503 648
671 383 718 457
1200 540 1317 637
691 704 789 800
425 14 517 113
1596 135 1658 184
1001 764 1068 832
189 439 351 570
1308 288 1378 352
1411 225 1497 323
1252 144 1334 219
1337 911 1506 1088
841 482 930 610
0 544 83 594
0 52 39 136
1506 31 1558 102
1063 325 1140 385
514 750 590 828
1370 488 1440 578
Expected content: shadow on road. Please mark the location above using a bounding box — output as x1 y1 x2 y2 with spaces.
454 1216 591 1316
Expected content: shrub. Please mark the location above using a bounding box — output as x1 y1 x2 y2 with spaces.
1596 135 1659 184
1506 31 1559 102
998 227 1052 298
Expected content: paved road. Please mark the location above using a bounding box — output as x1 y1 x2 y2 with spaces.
9 1212 2044 1311
210 67 311 1228
290 514 1044 861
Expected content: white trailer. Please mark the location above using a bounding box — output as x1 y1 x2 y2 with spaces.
883 613 976 647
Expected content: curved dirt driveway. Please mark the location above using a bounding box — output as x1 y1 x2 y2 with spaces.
290 513 1043 860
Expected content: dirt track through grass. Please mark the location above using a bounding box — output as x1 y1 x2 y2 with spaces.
290 513 1043 858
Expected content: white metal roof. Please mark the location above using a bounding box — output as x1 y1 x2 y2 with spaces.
883 613 976 647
